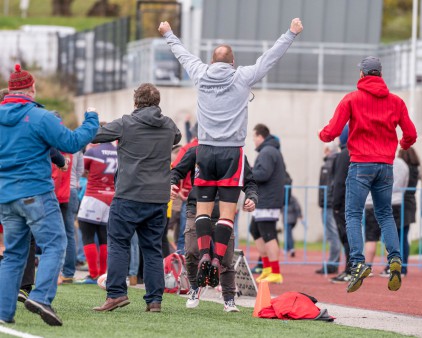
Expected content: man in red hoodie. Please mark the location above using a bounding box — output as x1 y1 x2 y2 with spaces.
319 56 417 293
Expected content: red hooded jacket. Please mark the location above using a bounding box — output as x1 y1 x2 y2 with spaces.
52 153 73 204
319 76 417 164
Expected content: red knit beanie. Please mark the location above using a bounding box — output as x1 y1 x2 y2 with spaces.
8 64 34 91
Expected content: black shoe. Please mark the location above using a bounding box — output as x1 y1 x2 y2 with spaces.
331 271 351 284
18 289 29 303
347 263 371 293
24 299 63 326
388 257 402 291
197 254 211 287
0 319 15 324
315 266 338 274
208 258 220 288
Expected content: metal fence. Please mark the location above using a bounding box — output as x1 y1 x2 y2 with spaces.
58 17 130 95
126 37 422 92
240 185 422 272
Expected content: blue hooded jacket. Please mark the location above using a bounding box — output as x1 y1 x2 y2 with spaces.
0 95 99 203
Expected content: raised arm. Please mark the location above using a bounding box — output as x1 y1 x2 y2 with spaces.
92 118 123 144
239 18 303 87
159 21 208 85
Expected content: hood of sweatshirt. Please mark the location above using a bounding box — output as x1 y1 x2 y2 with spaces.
357 76 389 98
198 62 236 94
0 95 41 126
256 135 281 152
131 106 165 128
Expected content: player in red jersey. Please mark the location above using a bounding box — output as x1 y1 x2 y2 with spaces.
76 139 117 284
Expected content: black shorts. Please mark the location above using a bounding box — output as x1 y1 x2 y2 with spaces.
194 145 244 187
196 186 242 203
364 208 381 242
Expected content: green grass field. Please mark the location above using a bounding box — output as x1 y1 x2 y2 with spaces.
1 285 406 338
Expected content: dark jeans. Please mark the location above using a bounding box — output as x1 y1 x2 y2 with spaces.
333 209 350 274
106 198 166 304
184 212 236 301
20 235 36 292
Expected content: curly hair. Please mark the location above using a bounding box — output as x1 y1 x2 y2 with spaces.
134 83 160 109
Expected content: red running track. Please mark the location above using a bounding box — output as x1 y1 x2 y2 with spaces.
241 246 422 317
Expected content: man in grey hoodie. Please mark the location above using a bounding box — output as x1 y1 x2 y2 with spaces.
92 83 181 313
158 19 303 288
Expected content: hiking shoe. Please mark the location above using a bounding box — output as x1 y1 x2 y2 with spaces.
74 275 98 284
186 287 201 309
208 258 221 288
347 263 372 293
197 254 211 287
58 276 74 285
224 299 240 313
331 271 351 284
18 289 29 303
256 267 272 283
24 299 63 326
262 273 283 284
388 257 402 291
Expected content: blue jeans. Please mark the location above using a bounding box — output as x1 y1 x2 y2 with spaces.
399 225 410 274
0 192 66 321
62 188 78 277
106 198 166 304
321 208 341 265
129 233 140 276
345 163 401 265
176 201 187 254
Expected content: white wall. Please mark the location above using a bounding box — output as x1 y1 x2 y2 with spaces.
74 87 422 242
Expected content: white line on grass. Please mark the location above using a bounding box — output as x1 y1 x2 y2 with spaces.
0 326 43 338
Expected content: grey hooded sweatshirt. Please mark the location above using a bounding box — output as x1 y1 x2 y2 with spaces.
164 29 297 147
93 106 181 204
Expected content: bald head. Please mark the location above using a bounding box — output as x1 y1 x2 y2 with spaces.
212 45 234 64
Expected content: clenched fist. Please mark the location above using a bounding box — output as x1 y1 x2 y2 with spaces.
290 18 303 35
158 21 172 36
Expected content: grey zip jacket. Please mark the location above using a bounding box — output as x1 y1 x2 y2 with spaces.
93 106 181 204
164 29 297 147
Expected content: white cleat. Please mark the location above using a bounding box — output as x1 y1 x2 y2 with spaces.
186 287 201 308
224 299 240 312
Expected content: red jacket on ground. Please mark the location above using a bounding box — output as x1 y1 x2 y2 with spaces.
319 76 417 164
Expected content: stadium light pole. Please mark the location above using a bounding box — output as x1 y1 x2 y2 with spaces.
409 0 418 120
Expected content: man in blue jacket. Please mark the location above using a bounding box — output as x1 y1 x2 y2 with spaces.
0 64 99 326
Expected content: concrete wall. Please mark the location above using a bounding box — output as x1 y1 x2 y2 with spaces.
74 87 422 242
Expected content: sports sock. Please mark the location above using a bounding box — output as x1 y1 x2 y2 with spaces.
270 260 280 274
83 243 99 278
214 219 233 263
99 244 107 275
195 215 212 257
262 256 270 269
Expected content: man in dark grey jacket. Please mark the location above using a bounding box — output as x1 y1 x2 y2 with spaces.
250 124 286 284
93 83 181 313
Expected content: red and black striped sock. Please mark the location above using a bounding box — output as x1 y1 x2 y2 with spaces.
213 218 233 263
195 214 212 257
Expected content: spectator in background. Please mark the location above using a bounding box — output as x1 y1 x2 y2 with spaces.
93 83 181 313
0 64 99 325
250 124 287 284
316 142 341 274
319 56 417 293
171 123 198 254
331 125 352 283
282 194 302 258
